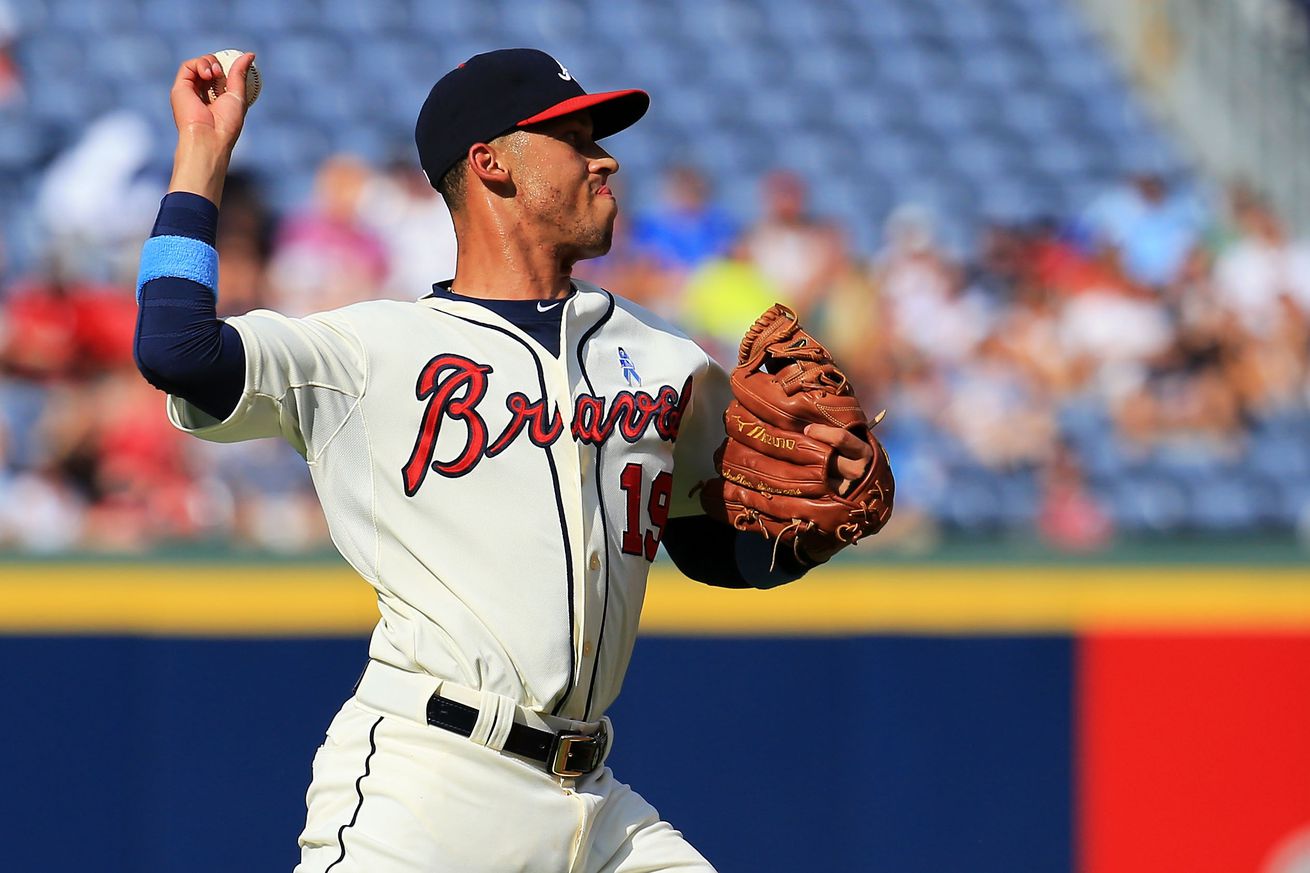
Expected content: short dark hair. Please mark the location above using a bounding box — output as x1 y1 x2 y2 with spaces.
436 160 467 210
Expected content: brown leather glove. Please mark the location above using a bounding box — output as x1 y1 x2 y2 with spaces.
699 304 895 565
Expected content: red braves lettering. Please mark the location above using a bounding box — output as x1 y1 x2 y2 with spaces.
611 394 640 441
572 376 694 446
402 354 493 495
487 392 564 456
653 380 691 440
572 395 608 444
404 364 694 496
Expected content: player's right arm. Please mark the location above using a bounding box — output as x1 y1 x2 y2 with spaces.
134 54 258 420
135 54 365 455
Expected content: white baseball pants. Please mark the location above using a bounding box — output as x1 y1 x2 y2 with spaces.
294 681 716 872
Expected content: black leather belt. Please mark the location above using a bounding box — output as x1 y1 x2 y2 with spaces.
425 694 608 778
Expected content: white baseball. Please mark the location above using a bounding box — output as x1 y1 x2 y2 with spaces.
205 49 261 108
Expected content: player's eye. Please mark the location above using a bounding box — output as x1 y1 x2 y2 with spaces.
559 127 593 149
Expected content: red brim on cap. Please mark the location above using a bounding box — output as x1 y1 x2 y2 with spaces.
517 89 650 139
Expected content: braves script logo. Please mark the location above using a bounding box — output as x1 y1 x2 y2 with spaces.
403 354 692 497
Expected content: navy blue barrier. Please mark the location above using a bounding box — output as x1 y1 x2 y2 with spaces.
0 636 1072 873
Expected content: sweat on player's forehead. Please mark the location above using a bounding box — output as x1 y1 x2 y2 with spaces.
476 114 591 156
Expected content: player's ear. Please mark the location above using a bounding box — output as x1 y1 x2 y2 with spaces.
468 142 513 190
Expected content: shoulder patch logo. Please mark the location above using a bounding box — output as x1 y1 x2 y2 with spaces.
617 347 641 387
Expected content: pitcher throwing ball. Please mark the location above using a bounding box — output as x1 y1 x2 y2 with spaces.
134 48 893 872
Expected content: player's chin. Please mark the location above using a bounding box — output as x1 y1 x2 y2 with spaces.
573 215 616 260
574 228 614 260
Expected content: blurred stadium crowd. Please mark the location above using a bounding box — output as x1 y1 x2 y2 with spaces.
2 0 1310 553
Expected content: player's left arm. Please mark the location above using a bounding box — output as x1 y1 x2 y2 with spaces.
662 515 802 589
664 351 872 588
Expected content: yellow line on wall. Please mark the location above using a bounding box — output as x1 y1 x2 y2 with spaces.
640 566 1310 634
1 567 370 636
2 564 1310 636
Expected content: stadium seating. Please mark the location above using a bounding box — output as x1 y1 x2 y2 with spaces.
2 0 1182 250
15 0 1303 546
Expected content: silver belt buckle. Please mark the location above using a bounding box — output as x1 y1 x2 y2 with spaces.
550 732 602 778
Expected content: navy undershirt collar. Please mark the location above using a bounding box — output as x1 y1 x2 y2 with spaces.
428 281 571 357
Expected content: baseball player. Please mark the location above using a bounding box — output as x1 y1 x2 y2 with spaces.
135 49 875 872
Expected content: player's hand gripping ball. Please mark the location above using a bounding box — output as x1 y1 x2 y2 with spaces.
699 304 895 565
203 49 261 107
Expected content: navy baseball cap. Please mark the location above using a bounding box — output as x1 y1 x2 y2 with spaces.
415 48 650 188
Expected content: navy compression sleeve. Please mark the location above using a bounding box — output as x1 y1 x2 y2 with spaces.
661 515 810 589
133 192 245 421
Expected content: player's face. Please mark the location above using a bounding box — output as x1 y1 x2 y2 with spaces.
512 113 619 260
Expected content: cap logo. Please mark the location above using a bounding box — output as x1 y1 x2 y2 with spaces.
555 60 572 81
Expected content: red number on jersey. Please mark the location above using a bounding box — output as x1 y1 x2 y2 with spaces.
619 463 673 561
644 470 672 560
619 463 645 557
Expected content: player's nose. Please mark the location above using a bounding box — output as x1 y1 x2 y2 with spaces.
589 149 619 178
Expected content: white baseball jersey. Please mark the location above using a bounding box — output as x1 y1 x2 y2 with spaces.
168 279 731 722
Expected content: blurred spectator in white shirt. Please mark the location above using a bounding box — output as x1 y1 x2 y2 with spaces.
875 204 988 366
357 157 458 299
943 334 1058 469
742 170 842 320
1215 192 1310 336
34 112 161 281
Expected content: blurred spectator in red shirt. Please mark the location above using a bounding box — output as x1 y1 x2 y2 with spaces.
1023 220 1174 400
83 372 207 550
0 255 136 381
1038 445 1113 552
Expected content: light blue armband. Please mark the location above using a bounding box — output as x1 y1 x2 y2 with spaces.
136 235 219 302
